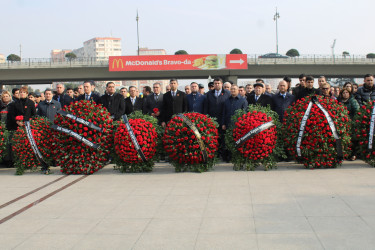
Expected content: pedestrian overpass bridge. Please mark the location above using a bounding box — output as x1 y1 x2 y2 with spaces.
0 55 374 85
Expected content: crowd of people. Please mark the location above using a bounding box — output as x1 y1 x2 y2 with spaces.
0 73 374 167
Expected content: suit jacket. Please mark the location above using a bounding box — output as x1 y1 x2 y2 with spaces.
53 93 74 108
76 93 101 104
247 93 274 109
222 95 248 127
204 89 231 126
271 92 295 122
143 93 164 115
186 93 206 114
6 98 36 131
37 99 61 122
161 90 187 123
99 93 125 120
125 96 143 115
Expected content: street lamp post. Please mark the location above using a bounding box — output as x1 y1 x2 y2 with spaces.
136 10 140 56
273 8 280 54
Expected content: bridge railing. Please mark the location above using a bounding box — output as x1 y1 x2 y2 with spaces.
1 55 375 69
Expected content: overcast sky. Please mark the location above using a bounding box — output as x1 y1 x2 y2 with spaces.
1 0 374 58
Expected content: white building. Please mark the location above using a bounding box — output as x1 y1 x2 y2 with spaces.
0 54 5 63
83 37 121 61
50 49 72 62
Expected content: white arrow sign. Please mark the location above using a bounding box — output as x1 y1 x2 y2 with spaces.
229 58 244 65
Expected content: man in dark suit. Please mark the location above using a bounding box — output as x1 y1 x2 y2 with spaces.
143 83 164 124
161 78 187 127
53 83 74 108
204 77 231 161
272 80 295 122
125 86 143 115
37 88 61 122
247 82 274 108
76 81 101 103
99 82 125 121
186 82 206 114
296 76 320 101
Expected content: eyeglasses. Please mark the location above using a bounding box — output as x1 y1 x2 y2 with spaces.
322 88 329 90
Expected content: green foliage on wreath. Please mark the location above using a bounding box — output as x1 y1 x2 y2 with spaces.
225 105 285 171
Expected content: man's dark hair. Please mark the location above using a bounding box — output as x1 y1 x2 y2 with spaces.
120 87 128 91
208 82 214 87
299 74 306 79
306 76 314 81
44 88 53 94
12 88 19 95
84 80 95 86
190 82 198 86
28 92 36 97
66 88 73 92
143 86 152 93
129 86 137 91
255 78 264 83
170 78 178 83
239 86 245 89
213 77 223 83
283 76 292 82
245 84 252 88
364 74 374 79
106 81 115 87
353 83 359 87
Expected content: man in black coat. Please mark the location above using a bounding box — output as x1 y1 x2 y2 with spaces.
272 80 295 122
247 82 274 108
125 86 143 115
53 83 74 108
76 81 101 103
143 83 164 124
356 74 375 105
161 78 187 127
99 82 126 120
296 76 320 101
204 77 231 161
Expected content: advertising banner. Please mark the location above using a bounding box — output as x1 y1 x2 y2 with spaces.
109 54 247 71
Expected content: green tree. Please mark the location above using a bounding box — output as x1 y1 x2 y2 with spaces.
366 53 375 59
7 54 21 62
230 48 243 54
286 49 300 57
174 50 188 55
342 51 350 58
65 52 77 61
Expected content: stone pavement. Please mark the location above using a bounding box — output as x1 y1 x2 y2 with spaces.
1 160 375 249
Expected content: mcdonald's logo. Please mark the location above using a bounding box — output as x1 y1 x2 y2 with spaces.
112 58 124 69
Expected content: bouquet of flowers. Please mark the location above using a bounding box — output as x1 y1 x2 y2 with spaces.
163 112 219 172
12 117 54 175
0 122 8 162
52 100 114 175
225 105 284 171
352 100 375 166
112 111 160 172
282 95 351 168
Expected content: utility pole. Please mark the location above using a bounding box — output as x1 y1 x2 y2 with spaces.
331 39 336 62
136 10 140 56
273 7 280 54
19 44 22 61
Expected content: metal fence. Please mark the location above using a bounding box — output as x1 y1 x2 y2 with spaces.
1 55 374 69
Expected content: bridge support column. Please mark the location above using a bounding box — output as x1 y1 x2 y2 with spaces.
224 76 238 84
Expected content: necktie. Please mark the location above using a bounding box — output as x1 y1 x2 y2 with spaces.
255 96 259 102
193 94 196 101
131 98 135 105
86 95 89 100
155 94 158 101
282 94 286 99
216 91 219 97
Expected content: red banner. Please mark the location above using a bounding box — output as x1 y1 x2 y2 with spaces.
109 54 247 71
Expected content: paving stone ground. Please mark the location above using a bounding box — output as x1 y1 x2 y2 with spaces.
1 160 375 250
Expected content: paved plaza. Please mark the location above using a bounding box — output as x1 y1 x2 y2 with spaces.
1 160 375 249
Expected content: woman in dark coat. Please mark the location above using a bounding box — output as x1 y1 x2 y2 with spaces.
5 86 36 168
0 90 13 124
6 86 36 131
